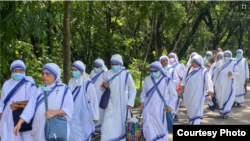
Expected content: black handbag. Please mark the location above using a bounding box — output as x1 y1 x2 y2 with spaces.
13 108 33 132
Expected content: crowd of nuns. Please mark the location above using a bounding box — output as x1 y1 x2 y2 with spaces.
0 49 248 141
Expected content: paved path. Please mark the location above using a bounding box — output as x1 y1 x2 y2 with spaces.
92 84 250 141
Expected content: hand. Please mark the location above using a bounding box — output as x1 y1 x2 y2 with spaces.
45 110 56 119
102 82 109 88
93 120 98 124
140 102 145 110
206 62 211 67
127 105 132 109
228 71 232 77
246 78 249 83
207 95 212 102
165 106 171 113
0 113 2 120
10 101 19 111
14 123 21 136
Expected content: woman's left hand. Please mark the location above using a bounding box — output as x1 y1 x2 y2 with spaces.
45 110 56 119
165 106 171 113
93 120 98 124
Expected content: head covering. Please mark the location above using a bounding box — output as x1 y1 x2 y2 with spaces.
159 56 169 63
236 49 243 54
94 59 108 71
149 61 166 77
205 51 213 56
216 52 224 61
224 50 232 58
111 54 123 66
186 52 198 67
42 63 61 81
72 60 85 73
10 60 26 72
191 55 204 67
168 53 178 62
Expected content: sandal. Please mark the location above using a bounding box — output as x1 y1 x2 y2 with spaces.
237 103 241 107
174 117 179 121
232 102 237 107
222 114 228 119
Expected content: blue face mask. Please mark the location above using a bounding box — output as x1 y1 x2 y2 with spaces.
42 85 51 92
12 73 25 81
236 54 242 58
206 56 211 60
164 66 170 70
72 71 81 78
94 67 101 73
112 66 121 72
150 71 161 78
224 57 231 62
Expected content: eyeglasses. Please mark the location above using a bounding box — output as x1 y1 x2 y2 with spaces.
41 72 52 76
149 70 159 73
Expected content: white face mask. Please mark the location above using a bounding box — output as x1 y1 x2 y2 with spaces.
170 58 175 63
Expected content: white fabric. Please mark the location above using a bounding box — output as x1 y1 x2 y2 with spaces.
186 52 198 68
235 55 249 104
72 60 86 73
168 53 185 79
111 54 123 65
101 66 136 141
0 76 36 141
71 61 86 86
43 63 62 81
10 60 26 72
20 63 74 141
68 76 99 141
140 74 177 141
203 51 213 71
159 56 179 85
93 58 108 71
209 52 224 81
213 59 240 115
182 55 213 125
90 60 108 133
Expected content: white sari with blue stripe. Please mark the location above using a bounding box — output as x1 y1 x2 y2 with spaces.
140 75 177 141
90 70 105 133
100 67 136 141
235 57 249 104
182 67 213 125
0 76 36 141
213 60 240 115
20 81 74 141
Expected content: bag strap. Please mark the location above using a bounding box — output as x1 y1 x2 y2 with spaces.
126 108 133 120
43 91 49 112
151 77 168 108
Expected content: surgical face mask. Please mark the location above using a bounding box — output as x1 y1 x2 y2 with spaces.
224 57 230 62
42 85 51 92
169 58 175 63
150 71 161 78
72 71 81 78
12 73 25 81
164 66 170 70
206 56 211 60
94 67 101 73
112 65 120 72
236 54 242 58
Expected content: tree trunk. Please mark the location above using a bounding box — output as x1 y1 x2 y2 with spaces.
155 12 163 61
63 1 72 84
178 12 204 60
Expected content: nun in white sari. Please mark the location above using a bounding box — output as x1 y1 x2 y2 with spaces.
213 50 240 119
0 60 36 141
140 61 177 141
14 63 74 141
159 56 179 85
101 54 136 141
209 52 224 81
182 55 213 125
90 59 108 133
68 60 99 141
168 53 184 121
233 49 249 107
203 51 213 71
185 52 198 71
